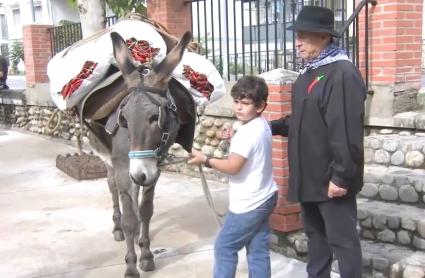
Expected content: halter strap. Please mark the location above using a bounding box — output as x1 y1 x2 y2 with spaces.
128 150 158 159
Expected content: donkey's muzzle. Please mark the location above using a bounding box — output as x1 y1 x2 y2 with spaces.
130 172 146 185
129 158 159 186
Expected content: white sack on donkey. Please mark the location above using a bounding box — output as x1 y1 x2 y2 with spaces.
47 19 226 110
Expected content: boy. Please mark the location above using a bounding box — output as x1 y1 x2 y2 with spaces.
188 75 277 278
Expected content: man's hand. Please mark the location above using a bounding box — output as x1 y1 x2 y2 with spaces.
327 181 347 198
187 148 206 166
217 123 234 140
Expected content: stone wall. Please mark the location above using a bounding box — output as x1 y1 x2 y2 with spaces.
0 104 89 144
163 105 237 183
365 131 425 170
270 230 425 278
361 164 425 206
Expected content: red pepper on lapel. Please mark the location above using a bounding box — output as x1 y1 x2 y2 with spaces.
307 74 325 94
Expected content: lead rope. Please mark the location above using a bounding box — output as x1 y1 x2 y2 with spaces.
198 165 224 227
158 155 224 227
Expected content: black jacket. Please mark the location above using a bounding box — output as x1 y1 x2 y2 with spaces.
271 60 366 202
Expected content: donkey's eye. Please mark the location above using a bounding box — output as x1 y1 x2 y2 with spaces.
149 114 159 124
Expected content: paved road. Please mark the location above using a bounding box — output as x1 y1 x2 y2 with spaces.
0 129 313 278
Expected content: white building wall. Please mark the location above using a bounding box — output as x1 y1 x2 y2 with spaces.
50 0 79 25
0 0 80 39
5 6 21 40
19 0 36 25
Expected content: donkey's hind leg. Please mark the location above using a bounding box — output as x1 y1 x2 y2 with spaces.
138 182 156 272
107 166 124 241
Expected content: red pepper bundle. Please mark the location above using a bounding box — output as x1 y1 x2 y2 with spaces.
182 65 214 100
60 61 98 99
126 37 160 64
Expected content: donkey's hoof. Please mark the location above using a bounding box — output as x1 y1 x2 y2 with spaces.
113 230 125 241
124 265 140 278
139 259 155 272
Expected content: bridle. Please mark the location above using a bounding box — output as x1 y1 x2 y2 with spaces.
120 86 179 160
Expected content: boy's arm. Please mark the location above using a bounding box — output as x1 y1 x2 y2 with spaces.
269 115 290 136
205 153 246 175
188 149 246 175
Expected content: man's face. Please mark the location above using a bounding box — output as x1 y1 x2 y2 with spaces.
295 31 331 61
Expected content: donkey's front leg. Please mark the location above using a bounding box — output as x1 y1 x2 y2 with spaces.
115 171 140 278
138 182 156 272
106 165 124 241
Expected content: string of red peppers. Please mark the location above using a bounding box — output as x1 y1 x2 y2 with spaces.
182 65 214 100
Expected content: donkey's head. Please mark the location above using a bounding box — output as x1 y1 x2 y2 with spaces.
110 30 192 186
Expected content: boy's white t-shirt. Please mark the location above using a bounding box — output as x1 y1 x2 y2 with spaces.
228 116 277 213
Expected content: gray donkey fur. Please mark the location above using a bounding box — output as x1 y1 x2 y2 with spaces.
83 31 195 278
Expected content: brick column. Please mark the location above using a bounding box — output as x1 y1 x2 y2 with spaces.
146 0 192 37
358 0 423 124
23 24 53 86
360 0 422 85
263 82 303 233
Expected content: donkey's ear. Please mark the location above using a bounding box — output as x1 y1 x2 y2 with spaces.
144 31 193 89
110 32 140 89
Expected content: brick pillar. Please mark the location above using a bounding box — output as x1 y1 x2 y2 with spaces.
358 0 423 123
146 0 192 37
23 24 53 86
360 0 422 85
263 83 303 233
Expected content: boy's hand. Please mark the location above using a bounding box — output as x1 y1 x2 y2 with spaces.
187 148 207 166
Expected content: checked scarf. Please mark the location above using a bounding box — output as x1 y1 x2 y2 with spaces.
300 42 350 74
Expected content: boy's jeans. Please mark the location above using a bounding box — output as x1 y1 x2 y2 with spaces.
214 192 277 278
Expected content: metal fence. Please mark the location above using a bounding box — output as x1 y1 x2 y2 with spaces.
49 16 118 56
190 0 374 86
48 2 375 85
49 22 82 56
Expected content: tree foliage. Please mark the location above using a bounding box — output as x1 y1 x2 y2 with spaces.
106 0 147 18
67 0 146 19
10 40 24 73
10 40 24 65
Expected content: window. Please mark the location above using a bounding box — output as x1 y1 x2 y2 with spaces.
0 15 8 39
35 6 42 22
13 9 21 27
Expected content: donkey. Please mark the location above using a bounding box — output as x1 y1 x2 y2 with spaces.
81 31 196 278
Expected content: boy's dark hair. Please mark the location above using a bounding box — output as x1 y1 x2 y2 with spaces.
230 76 268 108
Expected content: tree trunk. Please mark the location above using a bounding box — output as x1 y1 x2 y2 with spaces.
77 0 106 38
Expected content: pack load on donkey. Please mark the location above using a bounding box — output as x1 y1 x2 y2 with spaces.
47 16 226 111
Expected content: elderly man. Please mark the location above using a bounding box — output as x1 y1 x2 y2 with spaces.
270 6 366 278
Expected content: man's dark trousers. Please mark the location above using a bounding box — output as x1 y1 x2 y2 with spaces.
301 195 362 278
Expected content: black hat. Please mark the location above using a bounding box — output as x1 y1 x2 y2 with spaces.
287 6 340 37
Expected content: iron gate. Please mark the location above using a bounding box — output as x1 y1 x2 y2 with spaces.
49 16 118 56
190 0 374 87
